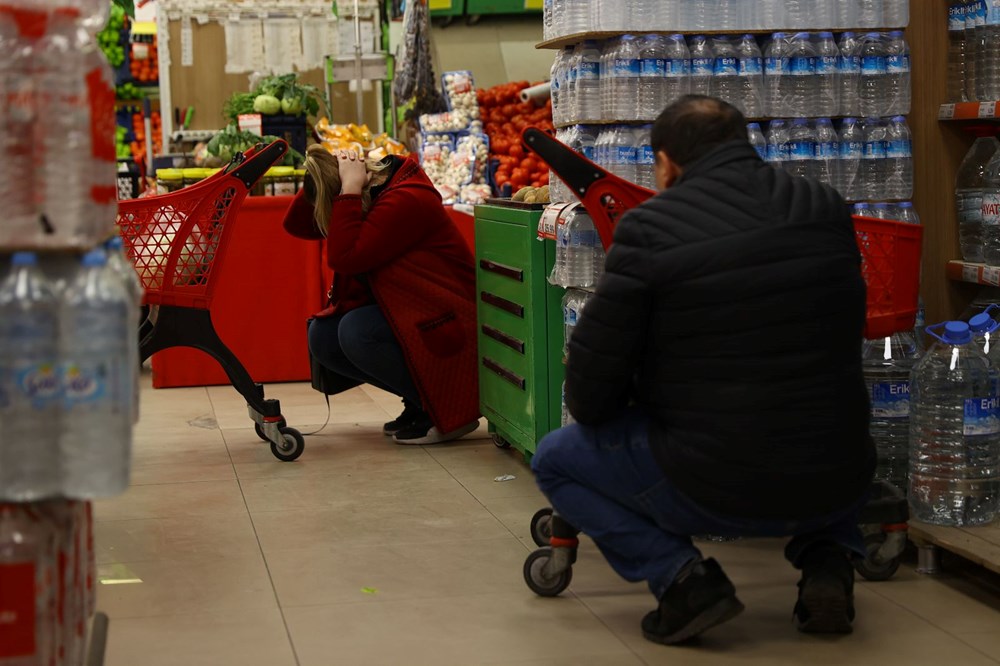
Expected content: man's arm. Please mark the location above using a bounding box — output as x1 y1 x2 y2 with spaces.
565 211 651 426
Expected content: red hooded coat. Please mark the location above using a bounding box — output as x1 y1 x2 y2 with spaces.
282 156 481 433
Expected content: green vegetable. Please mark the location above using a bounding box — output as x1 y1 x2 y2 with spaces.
253 94 281 115
281 95 303 115
222 92 256 124
206 124 305 167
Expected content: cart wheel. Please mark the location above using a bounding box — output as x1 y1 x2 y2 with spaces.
524 548 572 597
854 533 901 582
254 418 287 442
530 508 554 547
270 427 304 462
492 434 511 449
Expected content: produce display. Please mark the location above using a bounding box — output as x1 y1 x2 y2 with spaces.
442 71 480 121
129 111 162 165
315 119 409 159
478 81 554 193
97 4 127 68
512 185 551 204
393 0 446 121
205 124 304 166
223 74 323 123
116 82 145 101
129 35 158 84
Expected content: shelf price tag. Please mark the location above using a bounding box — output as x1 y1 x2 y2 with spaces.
964 263 982 283
939 104 956 119
985 267 1000 286
980 102 998 118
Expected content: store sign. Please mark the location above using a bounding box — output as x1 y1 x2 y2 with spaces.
238 114 263 137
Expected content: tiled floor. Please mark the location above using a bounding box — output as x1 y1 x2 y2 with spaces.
95 379 1000 665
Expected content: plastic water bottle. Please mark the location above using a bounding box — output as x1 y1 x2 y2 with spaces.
0 253 61 501
607 125 638 185
949 4 967 102
897 201 920 226
838 32 862 117
561 0 589 35
564 206 600 288
861 117 888 201
562 46 580 123
710 37 740 110
747 122 767 160
106 236 143 423
966 0 983 102
909 321 1000 526
60 250 133 498
543 0 555 40
981 147 1000 266
550 47 570 126
599 39 615 121
813 118 839 188
957 136 1000 263
870 202 895 220
859 33 888 118
662 34 691 109
736 34 764 118
784 1 808 30
884 0 909 27
689 35 714 97
885 31 911 115
853 202 872 217
758 0 784 31
864 332 921 492
970 307 1000 364
636 125 655 191
609 36 641 122
786 33 816 118
574 41 601 122
766 119 790 168
785 118 816 180
764 33 789 117
835 1 858 29
717 0 744 31
593 0 626 32
885 116 913 200
638 35 668 121
814 33 840 117
979 1 1000 101
859 0 886 29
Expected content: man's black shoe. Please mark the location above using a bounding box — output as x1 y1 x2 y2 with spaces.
794 543 856 634
641 558 745 645
383 400 422 436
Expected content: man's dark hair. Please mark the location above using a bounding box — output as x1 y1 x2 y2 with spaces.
650 95 748 168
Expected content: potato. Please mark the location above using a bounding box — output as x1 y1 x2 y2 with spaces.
512 186 532 202
524 193 537 204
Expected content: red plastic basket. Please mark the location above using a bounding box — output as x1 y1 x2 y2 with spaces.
853 215 923 340
115 141 288 310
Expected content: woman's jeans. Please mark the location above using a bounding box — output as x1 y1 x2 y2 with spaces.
308 305 421 407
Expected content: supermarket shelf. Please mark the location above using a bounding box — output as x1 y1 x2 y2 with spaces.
909 521 1000 576
939 102 1000 120
946 260 1000 286
554 115 899 129
538 28 908 50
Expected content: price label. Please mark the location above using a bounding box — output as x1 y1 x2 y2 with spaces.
538 202 571 241
964 263 982 283
939 104 956 119
985 267 1000 286
980 102 998 118
180 15 193 67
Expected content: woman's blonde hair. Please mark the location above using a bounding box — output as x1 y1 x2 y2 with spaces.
303 144 390 237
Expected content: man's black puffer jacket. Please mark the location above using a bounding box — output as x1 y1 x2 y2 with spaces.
565 140 875 521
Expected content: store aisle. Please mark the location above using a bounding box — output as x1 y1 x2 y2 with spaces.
94 379 1000 666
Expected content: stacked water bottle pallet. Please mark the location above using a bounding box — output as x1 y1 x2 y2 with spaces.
0 1 141 663
946 0 1000 104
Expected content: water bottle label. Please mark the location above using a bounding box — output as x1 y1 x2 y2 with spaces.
581 145 595 160
714 56 738 76
982 192 1000 225
861 55 887 74
640 59 668 78
816 55 838 75
950 4 964 31
579 61 599 80
863 140 887 160
564 306 578 326
887 54 910 73
665 58 690 78
764 56 788 74
640 145 655 165
816 141 838 159
739 57 763 76
788 56 816 75
569 229 598 248
62 361 109 407
765 143 780 162
886 139 912 158
964 397 1000 436
692 58 714 76
790 141 814 161
838 54 862 74
871 382 911 419
977 0 988 27
959 193 984 224
611 59 641 78
13 362 60 407
841 140 863 159
611 146 635 164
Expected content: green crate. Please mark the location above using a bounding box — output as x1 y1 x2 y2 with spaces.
475 204 564 461
466 0 542 15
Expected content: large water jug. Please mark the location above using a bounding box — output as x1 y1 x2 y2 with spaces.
957 136 1000 263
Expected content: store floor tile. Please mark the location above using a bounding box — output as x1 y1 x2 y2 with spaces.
96 379 1000 666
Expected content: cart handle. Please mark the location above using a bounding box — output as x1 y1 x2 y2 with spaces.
224 140 289 190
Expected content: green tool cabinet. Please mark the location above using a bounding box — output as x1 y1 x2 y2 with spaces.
474 204 564 460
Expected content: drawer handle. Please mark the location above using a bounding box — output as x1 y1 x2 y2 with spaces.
481 291 524 318
482 357 526 390
480 259 524 282
482 325 525 354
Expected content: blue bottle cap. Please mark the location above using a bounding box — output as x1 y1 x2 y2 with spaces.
842 117 859 123
842 31 856 38
792 118 809 125
11 252 37 266
105 236 124 250
819 31 834 38
853 203 869 211
793 32 811 39
892 115 906 122
889 30 905 38
899 202 913 208
865 32 882 39
668 34 684 40
747 122 761 130
81 249 108 268
772 32 788 38
742 34 755 40
969 313 999 334
874 203 890 209
942 321 973 345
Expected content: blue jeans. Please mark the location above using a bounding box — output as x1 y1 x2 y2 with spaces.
307 305 421 407
531 407 866 600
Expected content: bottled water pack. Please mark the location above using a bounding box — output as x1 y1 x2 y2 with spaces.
957 136 1000 263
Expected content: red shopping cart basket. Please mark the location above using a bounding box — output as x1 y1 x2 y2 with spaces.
116 140 307 461
523 128 923 340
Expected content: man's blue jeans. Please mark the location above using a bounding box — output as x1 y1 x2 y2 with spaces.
308 305 421 407
531 407 866 601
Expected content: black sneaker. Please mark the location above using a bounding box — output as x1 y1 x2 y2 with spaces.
641 558 745 645
794 543 856 634
383 400 422 436
392 414 479 445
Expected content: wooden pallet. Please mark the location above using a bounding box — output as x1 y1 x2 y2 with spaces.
908 521 1000 575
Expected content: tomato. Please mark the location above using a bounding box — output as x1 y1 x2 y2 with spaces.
508 145 524 159
511 168 527 182
520 157 537 171
538 172 550 185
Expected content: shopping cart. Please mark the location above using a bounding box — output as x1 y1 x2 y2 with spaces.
116 140 306 462
519 128 922 595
